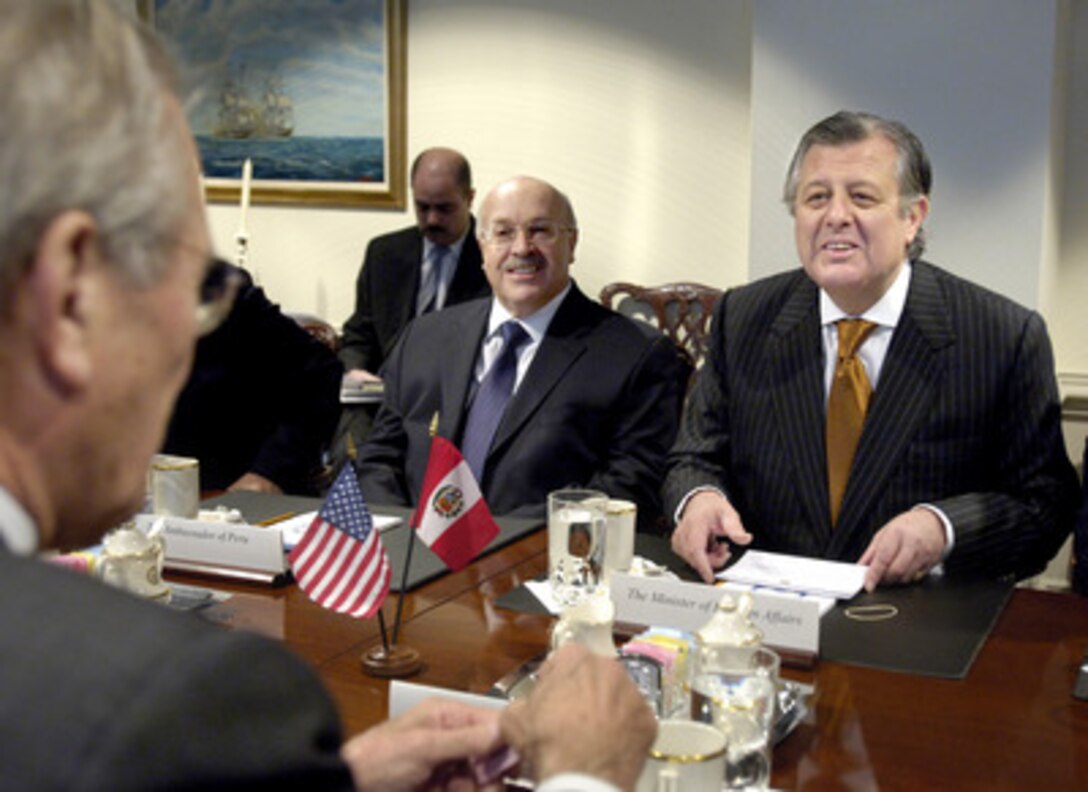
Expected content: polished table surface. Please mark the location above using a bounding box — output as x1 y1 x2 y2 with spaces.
179 528 1088 790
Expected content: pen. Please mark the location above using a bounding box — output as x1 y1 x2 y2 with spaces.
256 511 297 527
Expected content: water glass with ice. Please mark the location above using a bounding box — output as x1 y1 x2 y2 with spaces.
689 645 780 790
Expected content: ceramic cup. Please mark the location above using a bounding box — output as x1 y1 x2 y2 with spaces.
149 454 199 518
602 498 636 581
550 592 616 657
635 719 728 792
97 523 170 600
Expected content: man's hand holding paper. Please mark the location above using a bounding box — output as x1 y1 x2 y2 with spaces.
859 507 946 591
671 490 752 584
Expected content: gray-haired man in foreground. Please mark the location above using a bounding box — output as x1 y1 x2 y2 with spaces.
0 2 653 789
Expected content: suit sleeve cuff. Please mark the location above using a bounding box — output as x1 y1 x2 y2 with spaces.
674 486 729 525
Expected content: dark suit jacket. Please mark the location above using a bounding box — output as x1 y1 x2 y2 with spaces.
663 261 1078 579
162 268 343 494
356 285 683 528
340 220 490 374
0 545 351 790
1073 438 1088 595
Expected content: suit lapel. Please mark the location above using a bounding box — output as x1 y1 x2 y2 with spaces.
488 288 591 457
392 233 425 331
829 262 955 553
767 279 831 543
448 218 483 302
437 301 489 443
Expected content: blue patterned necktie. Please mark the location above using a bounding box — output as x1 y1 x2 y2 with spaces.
461 321 530 481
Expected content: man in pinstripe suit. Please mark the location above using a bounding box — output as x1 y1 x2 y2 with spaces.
664 111 1078 591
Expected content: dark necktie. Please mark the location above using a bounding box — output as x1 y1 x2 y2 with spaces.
461 321 530 481
826 318 877 525
416 245 449 316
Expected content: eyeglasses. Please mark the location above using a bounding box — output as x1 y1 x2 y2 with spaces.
480 221 575 248
196 257 245 336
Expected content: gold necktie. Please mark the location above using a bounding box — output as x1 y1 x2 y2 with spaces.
826 319 877 525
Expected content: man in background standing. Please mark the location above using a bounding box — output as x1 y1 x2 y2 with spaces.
341 147 491 380
337 147 491 454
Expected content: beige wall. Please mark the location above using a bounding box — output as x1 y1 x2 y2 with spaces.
1055 0 1088 380
205 0 754 326
199 0 1087 392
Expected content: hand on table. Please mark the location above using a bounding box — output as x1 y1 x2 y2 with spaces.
345 368 383 385
500 644 656 791
341 698 504 792
227 472 283 495
670 490 752 583
859 507 946 591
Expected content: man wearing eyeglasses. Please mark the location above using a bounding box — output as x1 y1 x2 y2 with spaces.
357 175 683 529
0 3 655 789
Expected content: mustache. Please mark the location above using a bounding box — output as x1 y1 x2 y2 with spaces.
423 224 448 235
502 256 543 271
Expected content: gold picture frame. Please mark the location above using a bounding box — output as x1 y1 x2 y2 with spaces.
141 0 407 209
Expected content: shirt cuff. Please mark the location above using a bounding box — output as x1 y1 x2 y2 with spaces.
914 503 955 561
538 773 621 792
674 486 729 525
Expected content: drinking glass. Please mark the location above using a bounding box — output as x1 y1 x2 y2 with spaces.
547 489 607 606
689 646 780 790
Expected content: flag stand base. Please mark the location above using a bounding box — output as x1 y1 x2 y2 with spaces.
361 645 423 678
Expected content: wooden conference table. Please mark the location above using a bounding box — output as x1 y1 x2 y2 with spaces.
176 527 1088 790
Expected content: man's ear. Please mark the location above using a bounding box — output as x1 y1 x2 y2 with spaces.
29 210 100 394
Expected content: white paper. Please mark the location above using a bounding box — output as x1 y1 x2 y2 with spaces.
277 511 402 549
525 579 562 615
389 680 507 719
717 550 866 600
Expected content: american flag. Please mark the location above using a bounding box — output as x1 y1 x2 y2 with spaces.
288 465 390 618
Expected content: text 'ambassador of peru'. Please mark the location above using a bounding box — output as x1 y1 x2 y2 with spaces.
664 110 1078 592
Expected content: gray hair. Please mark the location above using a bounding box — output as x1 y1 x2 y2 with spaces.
783 110 932 260
0 0 190 315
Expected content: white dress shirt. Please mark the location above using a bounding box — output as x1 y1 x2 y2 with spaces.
0 485 38 555
421 232 468 313
538 774 619 791
473 283 572 392
820 262 954 557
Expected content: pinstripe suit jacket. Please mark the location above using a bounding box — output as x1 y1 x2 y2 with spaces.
662 261 1078 579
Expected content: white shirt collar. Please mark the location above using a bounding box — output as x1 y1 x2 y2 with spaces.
0 485 39 555
819 260 911 328
485 282 573 344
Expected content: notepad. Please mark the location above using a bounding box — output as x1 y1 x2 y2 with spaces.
717 550 867 600
276 510 401 550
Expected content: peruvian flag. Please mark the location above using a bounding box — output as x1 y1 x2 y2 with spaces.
412 436 500 571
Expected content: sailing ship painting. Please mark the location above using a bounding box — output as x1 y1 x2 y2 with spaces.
150 0 393 189
215 72 295 140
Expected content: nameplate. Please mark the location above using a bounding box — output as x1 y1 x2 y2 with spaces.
134 514 287 582
610 573 822 655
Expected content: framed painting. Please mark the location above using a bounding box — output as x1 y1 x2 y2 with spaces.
140 0 407 209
